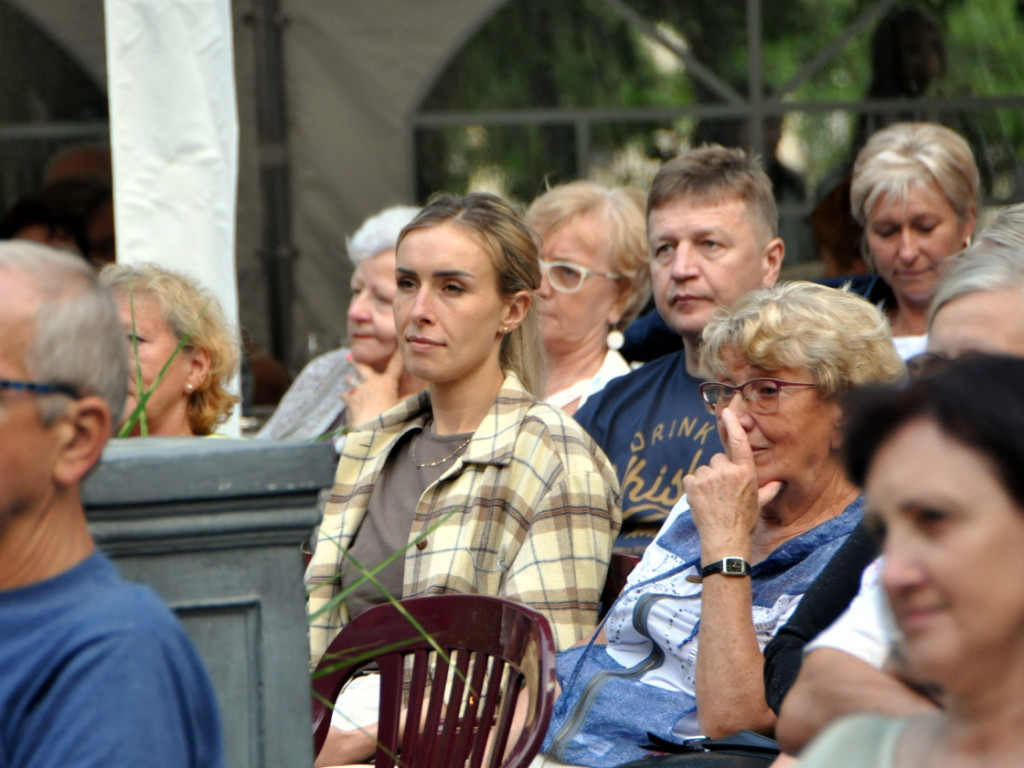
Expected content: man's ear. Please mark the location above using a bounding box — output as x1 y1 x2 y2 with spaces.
499 290 532 334
53 396 112 487
761 237 785 287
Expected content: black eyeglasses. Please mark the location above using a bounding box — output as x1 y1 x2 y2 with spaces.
0 379 79 398
698 378 816 416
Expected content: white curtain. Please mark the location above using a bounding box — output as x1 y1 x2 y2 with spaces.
105 0 240 433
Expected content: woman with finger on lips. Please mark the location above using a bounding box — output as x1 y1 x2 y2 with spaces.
306 193 622 767
525 181 650 415
537 282 904 768
258 205 425 446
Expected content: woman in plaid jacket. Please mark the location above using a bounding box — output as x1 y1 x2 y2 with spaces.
306 192 622 767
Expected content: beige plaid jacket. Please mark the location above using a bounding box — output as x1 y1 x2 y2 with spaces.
306 373 622 663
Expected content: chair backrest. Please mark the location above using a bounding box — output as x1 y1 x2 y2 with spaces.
311 594 557 768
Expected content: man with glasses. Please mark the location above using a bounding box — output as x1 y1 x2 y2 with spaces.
573 145 784 552
0 241 225 767
769 203 1024 762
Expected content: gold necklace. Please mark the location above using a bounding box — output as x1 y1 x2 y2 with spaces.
410 429 472 468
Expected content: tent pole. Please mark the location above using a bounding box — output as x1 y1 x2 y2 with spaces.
247 0 294 365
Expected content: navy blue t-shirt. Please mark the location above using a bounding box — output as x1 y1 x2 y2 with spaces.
574 350 723 553
0 552 225 768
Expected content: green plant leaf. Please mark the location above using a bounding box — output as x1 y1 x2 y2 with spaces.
307 508 478 701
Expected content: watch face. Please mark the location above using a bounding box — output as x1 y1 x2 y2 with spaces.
723 558 747 575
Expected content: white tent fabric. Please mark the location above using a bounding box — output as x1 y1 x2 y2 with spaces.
104 0 240 433
281 0 506 369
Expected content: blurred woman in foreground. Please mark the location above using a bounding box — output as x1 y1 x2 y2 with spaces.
798 354 1024 766
101 263 239 437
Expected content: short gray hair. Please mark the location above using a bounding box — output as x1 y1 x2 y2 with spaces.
346 206 421 265
930 202 1024 325
0 241 127 426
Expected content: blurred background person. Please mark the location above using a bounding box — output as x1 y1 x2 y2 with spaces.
797 355 1024 766
258 205 423 445
525 181 650 415
811 177 868 279
850 121 977 359
925 201 1024 362
0 176 114 266
854 5 946 149
101 263 240 437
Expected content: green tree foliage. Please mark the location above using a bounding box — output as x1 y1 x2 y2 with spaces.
416 0 1021 206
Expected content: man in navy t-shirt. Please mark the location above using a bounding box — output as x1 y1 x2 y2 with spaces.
576 146 784 552
0 242 225 768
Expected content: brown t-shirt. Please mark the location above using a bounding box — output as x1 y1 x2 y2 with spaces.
342 424 472 620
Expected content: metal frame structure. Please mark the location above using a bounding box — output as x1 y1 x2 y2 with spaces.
410 0 1024 198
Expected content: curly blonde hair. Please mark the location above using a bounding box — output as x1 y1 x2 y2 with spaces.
700 281 905 397
100 263 240 435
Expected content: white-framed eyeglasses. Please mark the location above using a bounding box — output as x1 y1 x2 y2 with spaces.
539 259 622 293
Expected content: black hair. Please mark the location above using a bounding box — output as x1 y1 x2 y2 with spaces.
844 354 1024 509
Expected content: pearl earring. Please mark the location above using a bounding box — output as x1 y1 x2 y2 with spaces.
186 383 194 393
606 329 625 351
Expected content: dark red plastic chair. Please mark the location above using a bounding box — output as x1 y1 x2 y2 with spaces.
311 594 557 768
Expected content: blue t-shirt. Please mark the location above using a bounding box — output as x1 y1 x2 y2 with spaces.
0 552 225 768
574 350 722 552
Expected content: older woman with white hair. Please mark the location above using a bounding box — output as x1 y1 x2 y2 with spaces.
258 205 423 444
850 122 977 359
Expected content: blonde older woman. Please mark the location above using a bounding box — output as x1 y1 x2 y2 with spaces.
851 122 977 359
537 282 904 768
100 263 239 436
526 181 649 415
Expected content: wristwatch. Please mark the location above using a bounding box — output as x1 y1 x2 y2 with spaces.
699 557 751 579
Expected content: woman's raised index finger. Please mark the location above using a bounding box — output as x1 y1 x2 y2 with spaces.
720 406 754 466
